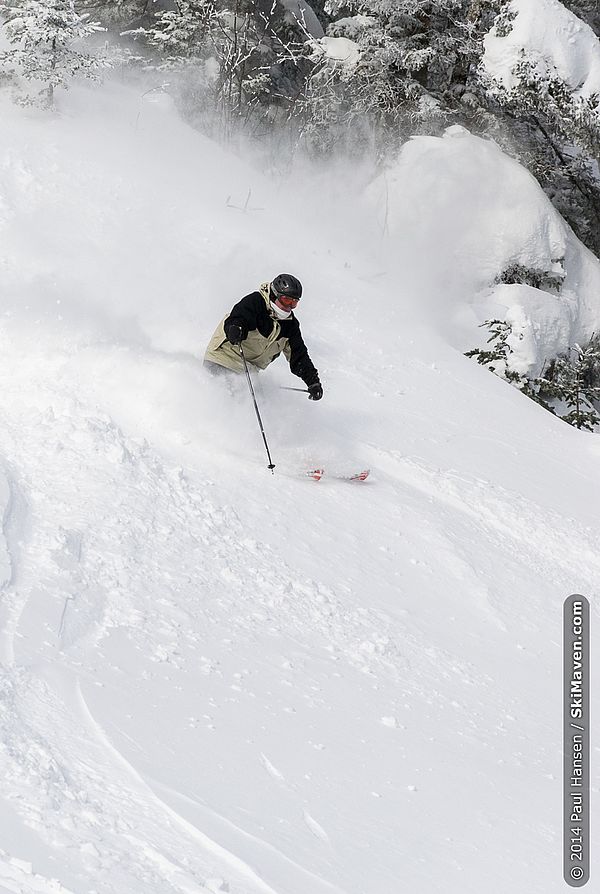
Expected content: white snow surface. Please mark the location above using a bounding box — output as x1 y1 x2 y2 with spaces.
484 0 600 104
309 36 360 66
0 81 599 894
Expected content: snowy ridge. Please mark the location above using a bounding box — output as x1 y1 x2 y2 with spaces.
0 82 598 893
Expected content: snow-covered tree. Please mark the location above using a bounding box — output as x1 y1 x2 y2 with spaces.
125 0 212 65
467 324 600 430
542 340 600 430
87 0 149 28
124 0 311 139
0 0 107 107
481 4 600 255
281 0 498 159
322 0 483 127
465 319 555 413
465 319 517 377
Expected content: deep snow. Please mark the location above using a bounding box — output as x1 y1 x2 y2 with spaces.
0 80 598 894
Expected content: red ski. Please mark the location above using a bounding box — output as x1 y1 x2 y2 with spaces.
306 469 370 482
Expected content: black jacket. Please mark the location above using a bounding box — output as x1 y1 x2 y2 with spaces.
224 292 320 386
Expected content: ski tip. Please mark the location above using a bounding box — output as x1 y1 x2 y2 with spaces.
351 469 370 481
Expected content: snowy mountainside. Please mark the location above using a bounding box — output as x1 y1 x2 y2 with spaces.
0 83 599 894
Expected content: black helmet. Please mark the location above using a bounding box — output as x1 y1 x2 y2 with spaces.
271 273 302 301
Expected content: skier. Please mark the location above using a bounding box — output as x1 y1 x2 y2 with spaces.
204 274 323 400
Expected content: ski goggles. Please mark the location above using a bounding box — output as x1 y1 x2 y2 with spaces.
274 295 300 309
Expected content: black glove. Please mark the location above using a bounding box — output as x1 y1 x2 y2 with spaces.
307 381 323 401
227 324 243 346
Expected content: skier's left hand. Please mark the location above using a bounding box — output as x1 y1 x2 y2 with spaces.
308 381 323 401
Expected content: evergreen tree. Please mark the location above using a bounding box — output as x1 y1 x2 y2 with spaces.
465 328 600 430
465 319 518 377
541 340 600 430
0 0 107 107
465 319 556 413
482 5 600 256
124 0 310 139
88 0 149 29
321 0 485 129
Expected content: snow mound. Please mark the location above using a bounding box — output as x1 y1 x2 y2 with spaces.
309 36 360 67
365 124 600 374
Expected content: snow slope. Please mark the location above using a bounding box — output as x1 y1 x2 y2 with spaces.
0 81 598 894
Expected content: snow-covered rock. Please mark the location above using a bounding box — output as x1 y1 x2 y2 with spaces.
308 35 360 67
483 0 600 106
365 124 600 374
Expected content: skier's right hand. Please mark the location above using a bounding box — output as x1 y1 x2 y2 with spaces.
227 324 244 346
308 381 323 401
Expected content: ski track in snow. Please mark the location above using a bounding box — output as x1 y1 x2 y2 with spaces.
0 851 76 894
0 377 593 893
0 393 391 893
373 446 600 595
0 319 597 893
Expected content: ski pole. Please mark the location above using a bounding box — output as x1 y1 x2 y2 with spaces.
279 386 310 393
239 345 276 471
